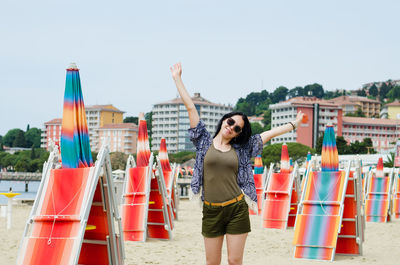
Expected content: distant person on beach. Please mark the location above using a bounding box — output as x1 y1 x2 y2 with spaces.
171 62 303 265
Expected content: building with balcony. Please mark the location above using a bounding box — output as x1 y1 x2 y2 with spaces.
270 97 343 148
85 105 125 150
342 117 400 153
327 96 381 118
97 123 138 154
152 93 233 152
380 100 400 119
40 118 62 150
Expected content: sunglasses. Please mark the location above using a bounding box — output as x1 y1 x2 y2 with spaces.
226 118 243 134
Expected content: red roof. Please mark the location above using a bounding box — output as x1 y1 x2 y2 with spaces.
44 118 62 125
277 97 340 108
385 99 400 107
342 116 400 126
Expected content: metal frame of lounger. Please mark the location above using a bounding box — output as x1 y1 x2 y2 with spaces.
18 145 124 265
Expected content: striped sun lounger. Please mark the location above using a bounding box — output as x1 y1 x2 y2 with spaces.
365 168 393 223
293 170 348 261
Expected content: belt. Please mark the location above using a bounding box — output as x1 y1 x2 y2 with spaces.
204 194 244 207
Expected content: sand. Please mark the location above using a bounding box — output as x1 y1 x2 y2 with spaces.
1 200 400 265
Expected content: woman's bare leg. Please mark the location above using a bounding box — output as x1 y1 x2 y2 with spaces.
204 235 224 265
226 233 248 265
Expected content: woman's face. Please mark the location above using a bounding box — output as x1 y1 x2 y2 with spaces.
221 115 244 139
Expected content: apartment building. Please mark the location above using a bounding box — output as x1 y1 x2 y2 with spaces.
380 100 400 119
152 93 232 152
97 123 138 154
327 96 381 118
342 117 400 153
40 118 62 150
85 105 124 151
270 97 342 148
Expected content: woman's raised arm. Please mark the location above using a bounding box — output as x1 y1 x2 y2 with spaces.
170 63 200 128
260 111 304 144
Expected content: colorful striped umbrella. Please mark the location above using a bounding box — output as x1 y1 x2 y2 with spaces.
376 157 384 177
61 63 93 168
290 158 294 172
254 155 264 174
280 143 290 173
136 119 151 167
159 138 172 172
321 125 338 171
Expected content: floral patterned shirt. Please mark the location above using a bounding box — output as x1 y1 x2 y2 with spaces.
188 120 263 203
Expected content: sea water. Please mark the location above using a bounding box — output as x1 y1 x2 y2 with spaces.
0 180 40 204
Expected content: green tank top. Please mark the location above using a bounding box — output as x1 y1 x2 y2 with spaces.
203 143 242 203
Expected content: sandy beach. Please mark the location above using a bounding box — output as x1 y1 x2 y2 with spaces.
1 199 400 265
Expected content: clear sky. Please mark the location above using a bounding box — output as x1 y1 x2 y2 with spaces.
1 0 399 135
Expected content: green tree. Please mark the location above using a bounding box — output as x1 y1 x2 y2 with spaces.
369 84 378 97
123 116 138 124
379 82 390 101
261 143 315 166
30 146 36 159
384 152 394 167
13 129 26 147
169 151 196 164
336 136 350 154
110 152 129 170
2 128 24 147
14 157 30 172
145 112 153 148
357 89 367 97
288 86 304 98
250 123 264 135
272 86 289 103
304 83 324 98
387 85 400 100
236 101 253 115
316 134 324 154
26 124 30 132
25 128 42 148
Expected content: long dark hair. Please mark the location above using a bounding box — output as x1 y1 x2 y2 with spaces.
213 111 252 145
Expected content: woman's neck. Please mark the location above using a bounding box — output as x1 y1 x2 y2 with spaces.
213 133 231 146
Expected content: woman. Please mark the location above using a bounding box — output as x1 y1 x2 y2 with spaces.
170 63 303 265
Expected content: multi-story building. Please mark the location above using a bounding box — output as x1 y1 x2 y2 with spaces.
342 117 400 153
270 97 342 148
97 123 138 154
152 93 233 152
40 118 62 150
327 96 381 118
380 100 400 119
85 105 125 150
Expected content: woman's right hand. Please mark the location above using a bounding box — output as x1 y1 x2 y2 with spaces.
170 63 182 81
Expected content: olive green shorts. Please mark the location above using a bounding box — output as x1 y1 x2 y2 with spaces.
202 198 251 238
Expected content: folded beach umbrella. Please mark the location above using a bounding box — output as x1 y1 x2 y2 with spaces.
304 151 311 172
280 143 290 173
321 125 338 172
61 63 93 168
159 138 172 172
254 155 264 174
136 119 151 167
376 157 384 177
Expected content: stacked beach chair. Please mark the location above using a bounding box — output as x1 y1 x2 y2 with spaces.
365 158 394 223
293 125 364 261
122 119 173 241
393 169 400 219
261 144 300 229
18 64 124 265
157 138 179 220
249 155 266 215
